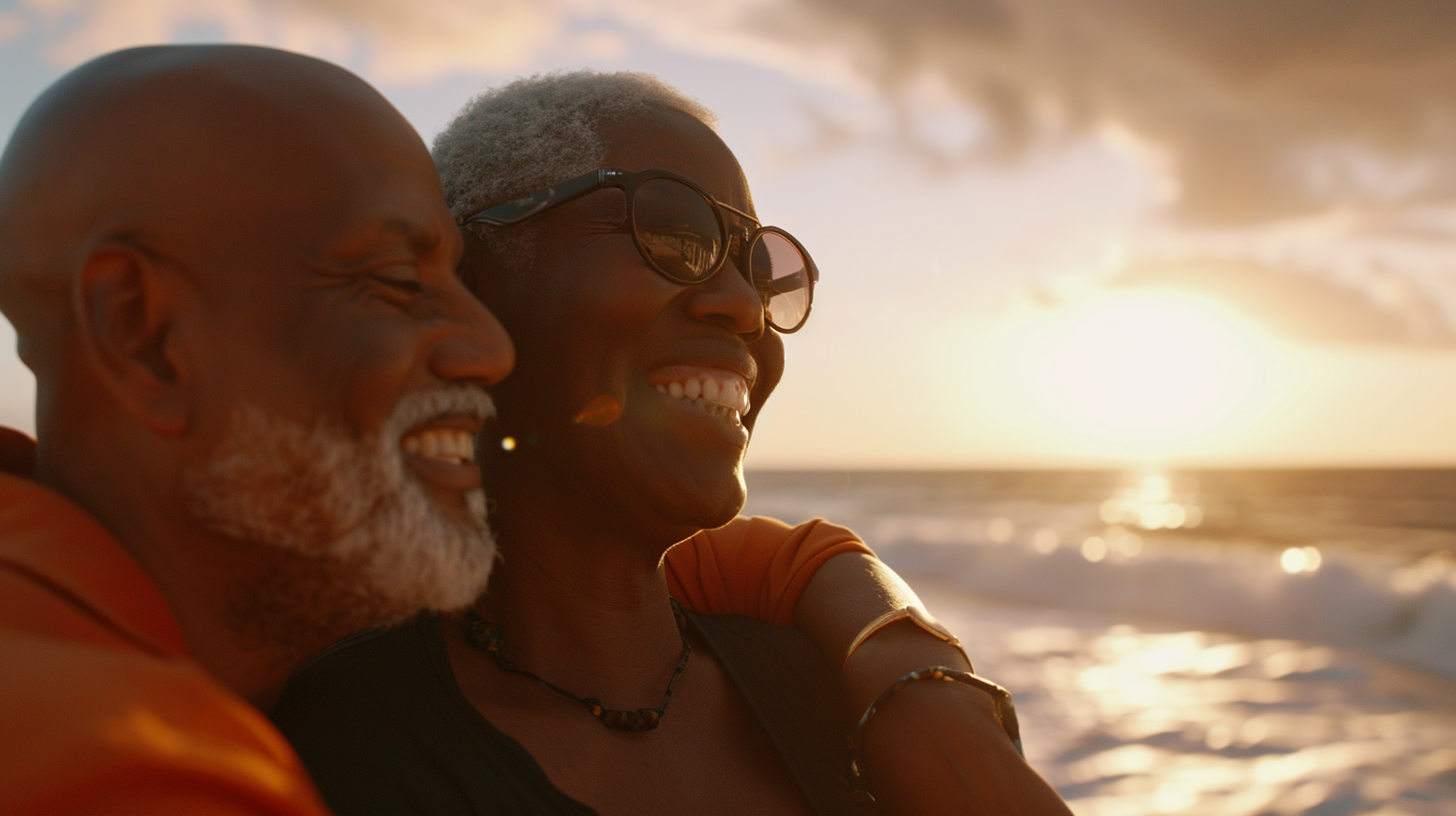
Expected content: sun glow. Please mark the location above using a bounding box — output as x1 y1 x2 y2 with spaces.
988 290 1287 459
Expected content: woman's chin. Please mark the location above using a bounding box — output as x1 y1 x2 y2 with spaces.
627 459 749 539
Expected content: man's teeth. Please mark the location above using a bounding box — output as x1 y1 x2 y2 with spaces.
401 429 476 463
653 376 749 424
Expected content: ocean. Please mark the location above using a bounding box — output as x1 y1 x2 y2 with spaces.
742 469 1456 815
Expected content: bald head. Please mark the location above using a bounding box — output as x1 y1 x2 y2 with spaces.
0 44 434 370
0 47 515 689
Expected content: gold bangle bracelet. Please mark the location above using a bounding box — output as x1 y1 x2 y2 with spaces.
848 667 1024 799
841 605 972 672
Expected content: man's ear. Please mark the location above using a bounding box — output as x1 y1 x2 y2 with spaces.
73 244 192 436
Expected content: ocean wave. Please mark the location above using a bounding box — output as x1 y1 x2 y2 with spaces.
880 533 1456 679
741 470 1456 679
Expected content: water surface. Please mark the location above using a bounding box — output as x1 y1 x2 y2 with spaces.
743 469 1456 814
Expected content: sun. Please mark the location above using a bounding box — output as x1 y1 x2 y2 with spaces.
989 289 1285 458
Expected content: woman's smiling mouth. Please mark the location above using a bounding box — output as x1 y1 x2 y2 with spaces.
647 366 751 426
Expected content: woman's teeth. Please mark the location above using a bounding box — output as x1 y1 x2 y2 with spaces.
401 429 476 464
654 376 749 424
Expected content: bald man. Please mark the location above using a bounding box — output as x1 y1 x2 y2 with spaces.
0 45 514 813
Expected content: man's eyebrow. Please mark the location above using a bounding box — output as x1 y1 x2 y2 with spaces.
377 217 443 252
320 216 452 266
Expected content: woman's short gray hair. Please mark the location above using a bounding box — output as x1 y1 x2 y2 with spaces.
433 70 717 221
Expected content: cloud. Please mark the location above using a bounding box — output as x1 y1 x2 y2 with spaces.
0 13 26 43
17 0 812 85
20 0 1456 343
275 0 569 82
22 0 1456 227
1103 256 1456 347
19 0 584 80
750 0 1456 227
740 0 1456 343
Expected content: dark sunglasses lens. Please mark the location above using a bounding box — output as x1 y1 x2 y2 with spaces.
633 178 722 283
750 231 812 330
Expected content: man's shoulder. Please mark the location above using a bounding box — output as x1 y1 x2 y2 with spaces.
0 569 327 814
0 471 193 655
0 622 281 761
0 620 327 813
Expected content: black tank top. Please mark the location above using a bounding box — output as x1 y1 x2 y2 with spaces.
272 608 873 816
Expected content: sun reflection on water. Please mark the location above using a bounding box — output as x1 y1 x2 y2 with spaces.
1100 472 1204 532
1279 546 1323 574
924 587 1456 815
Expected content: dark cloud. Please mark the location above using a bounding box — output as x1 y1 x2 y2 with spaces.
36 1 1456 227
28 0 1456 347
761 0 1456 225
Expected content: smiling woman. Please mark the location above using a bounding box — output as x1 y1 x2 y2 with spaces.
992 290 1289 458
272 70 1069 816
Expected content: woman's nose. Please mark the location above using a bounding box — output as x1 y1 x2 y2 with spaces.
683 241 764 337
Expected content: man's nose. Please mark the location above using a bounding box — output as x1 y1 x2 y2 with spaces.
430 282 515 386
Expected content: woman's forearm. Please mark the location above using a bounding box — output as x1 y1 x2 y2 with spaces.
794 552 1072 815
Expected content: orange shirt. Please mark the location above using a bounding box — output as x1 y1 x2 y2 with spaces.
667 515 871 626
0 428 869 811
0 470 331 815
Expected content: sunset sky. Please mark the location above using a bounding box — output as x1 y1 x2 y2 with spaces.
5 0 1456 468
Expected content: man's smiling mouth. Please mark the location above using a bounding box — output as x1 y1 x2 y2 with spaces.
385 389 493 495
402 427 477 464
399 421 482 493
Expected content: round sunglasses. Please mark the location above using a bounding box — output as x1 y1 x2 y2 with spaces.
460 167 817 333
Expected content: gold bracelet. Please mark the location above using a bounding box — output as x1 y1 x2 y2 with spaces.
841 604 971 672
848 667 1024 797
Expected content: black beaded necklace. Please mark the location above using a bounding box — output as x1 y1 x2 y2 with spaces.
462 598 692 732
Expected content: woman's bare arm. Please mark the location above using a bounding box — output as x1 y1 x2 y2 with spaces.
668 519 1070 812
795 553 1072 815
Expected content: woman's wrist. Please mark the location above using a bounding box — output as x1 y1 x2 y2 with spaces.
853 677 1069 815
850 667 1021 793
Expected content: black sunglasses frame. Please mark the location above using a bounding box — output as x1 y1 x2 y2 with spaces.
459 167 817 333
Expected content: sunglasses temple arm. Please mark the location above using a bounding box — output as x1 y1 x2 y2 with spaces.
761 258 820 294
763 276 807 295
463 169 612 226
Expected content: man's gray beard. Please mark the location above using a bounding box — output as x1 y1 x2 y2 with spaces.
185 387 499 640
